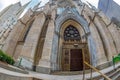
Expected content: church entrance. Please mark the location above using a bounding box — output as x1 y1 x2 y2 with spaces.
62 43 85 71
70 49 83 71
60 24 90 71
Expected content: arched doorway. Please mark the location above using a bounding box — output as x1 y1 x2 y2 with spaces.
59 20 90 71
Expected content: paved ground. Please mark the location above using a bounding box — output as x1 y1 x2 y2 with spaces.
0 63 120 80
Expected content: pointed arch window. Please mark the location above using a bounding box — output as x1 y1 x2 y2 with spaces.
64 25 81 41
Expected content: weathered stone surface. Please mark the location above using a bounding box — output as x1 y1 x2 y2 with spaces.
14 44 23 59
21 13 46 62
51 9 56 21
98 11 111 25
2 21 25 57
94 16 117 60
21 9 34 24
89 22 107 65
38 10 56 73
0 28 11 46
0 37 5 43
38 19 55 68
20 57 33 70
108 23 120 54
43 3 51 15
82 5 95 22
3 28 11 38
70 0 84 15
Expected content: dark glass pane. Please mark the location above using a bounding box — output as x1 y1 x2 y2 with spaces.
64 25 81 41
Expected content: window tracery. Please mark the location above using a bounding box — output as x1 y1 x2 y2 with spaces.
64 25 81 41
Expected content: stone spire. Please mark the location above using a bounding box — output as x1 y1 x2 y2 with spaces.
16 1 31 18
33 1 42 11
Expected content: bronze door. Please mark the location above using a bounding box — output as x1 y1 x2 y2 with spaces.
70 49 83 71
62 49 70 71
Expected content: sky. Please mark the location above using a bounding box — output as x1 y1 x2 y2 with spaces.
0 0 120 12
0 0 49 11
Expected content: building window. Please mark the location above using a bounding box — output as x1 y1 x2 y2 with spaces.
64 25 81 41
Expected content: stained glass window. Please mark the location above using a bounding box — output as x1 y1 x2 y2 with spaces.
64 25 81 41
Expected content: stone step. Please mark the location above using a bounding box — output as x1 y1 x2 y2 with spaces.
88 67 120 80
52 70 91 75
52 71 82 75
108 69 120 79
0 61 28 74
98 67 120 80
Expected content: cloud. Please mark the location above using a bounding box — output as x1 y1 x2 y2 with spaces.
0 0 120 12
20 0 31 5
81 0 99 7
0 2 4 10
114 0 120 5
0 0 99 12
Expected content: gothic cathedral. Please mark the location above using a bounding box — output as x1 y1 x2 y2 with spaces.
2 0 120 74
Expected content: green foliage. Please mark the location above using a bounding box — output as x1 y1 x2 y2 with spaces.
113 54 120 64
0 50 15 65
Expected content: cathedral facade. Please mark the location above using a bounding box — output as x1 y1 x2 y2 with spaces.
2 0 120 74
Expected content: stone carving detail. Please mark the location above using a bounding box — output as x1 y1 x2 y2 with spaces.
57 0 73 8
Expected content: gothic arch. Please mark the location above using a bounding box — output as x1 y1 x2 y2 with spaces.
59 20 89 71
51 10 97 71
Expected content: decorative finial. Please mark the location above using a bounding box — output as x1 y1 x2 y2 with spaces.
33 1 42 11
86 1 99 12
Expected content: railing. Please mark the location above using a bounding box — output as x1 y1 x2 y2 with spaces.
83 61 112 80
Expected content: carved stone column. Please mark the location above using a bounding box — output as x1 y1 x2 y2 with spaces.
108 23 120 54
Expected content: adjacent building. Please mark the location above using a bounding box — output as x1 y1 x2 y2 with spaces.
98 0 120 26
0 2 30 48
